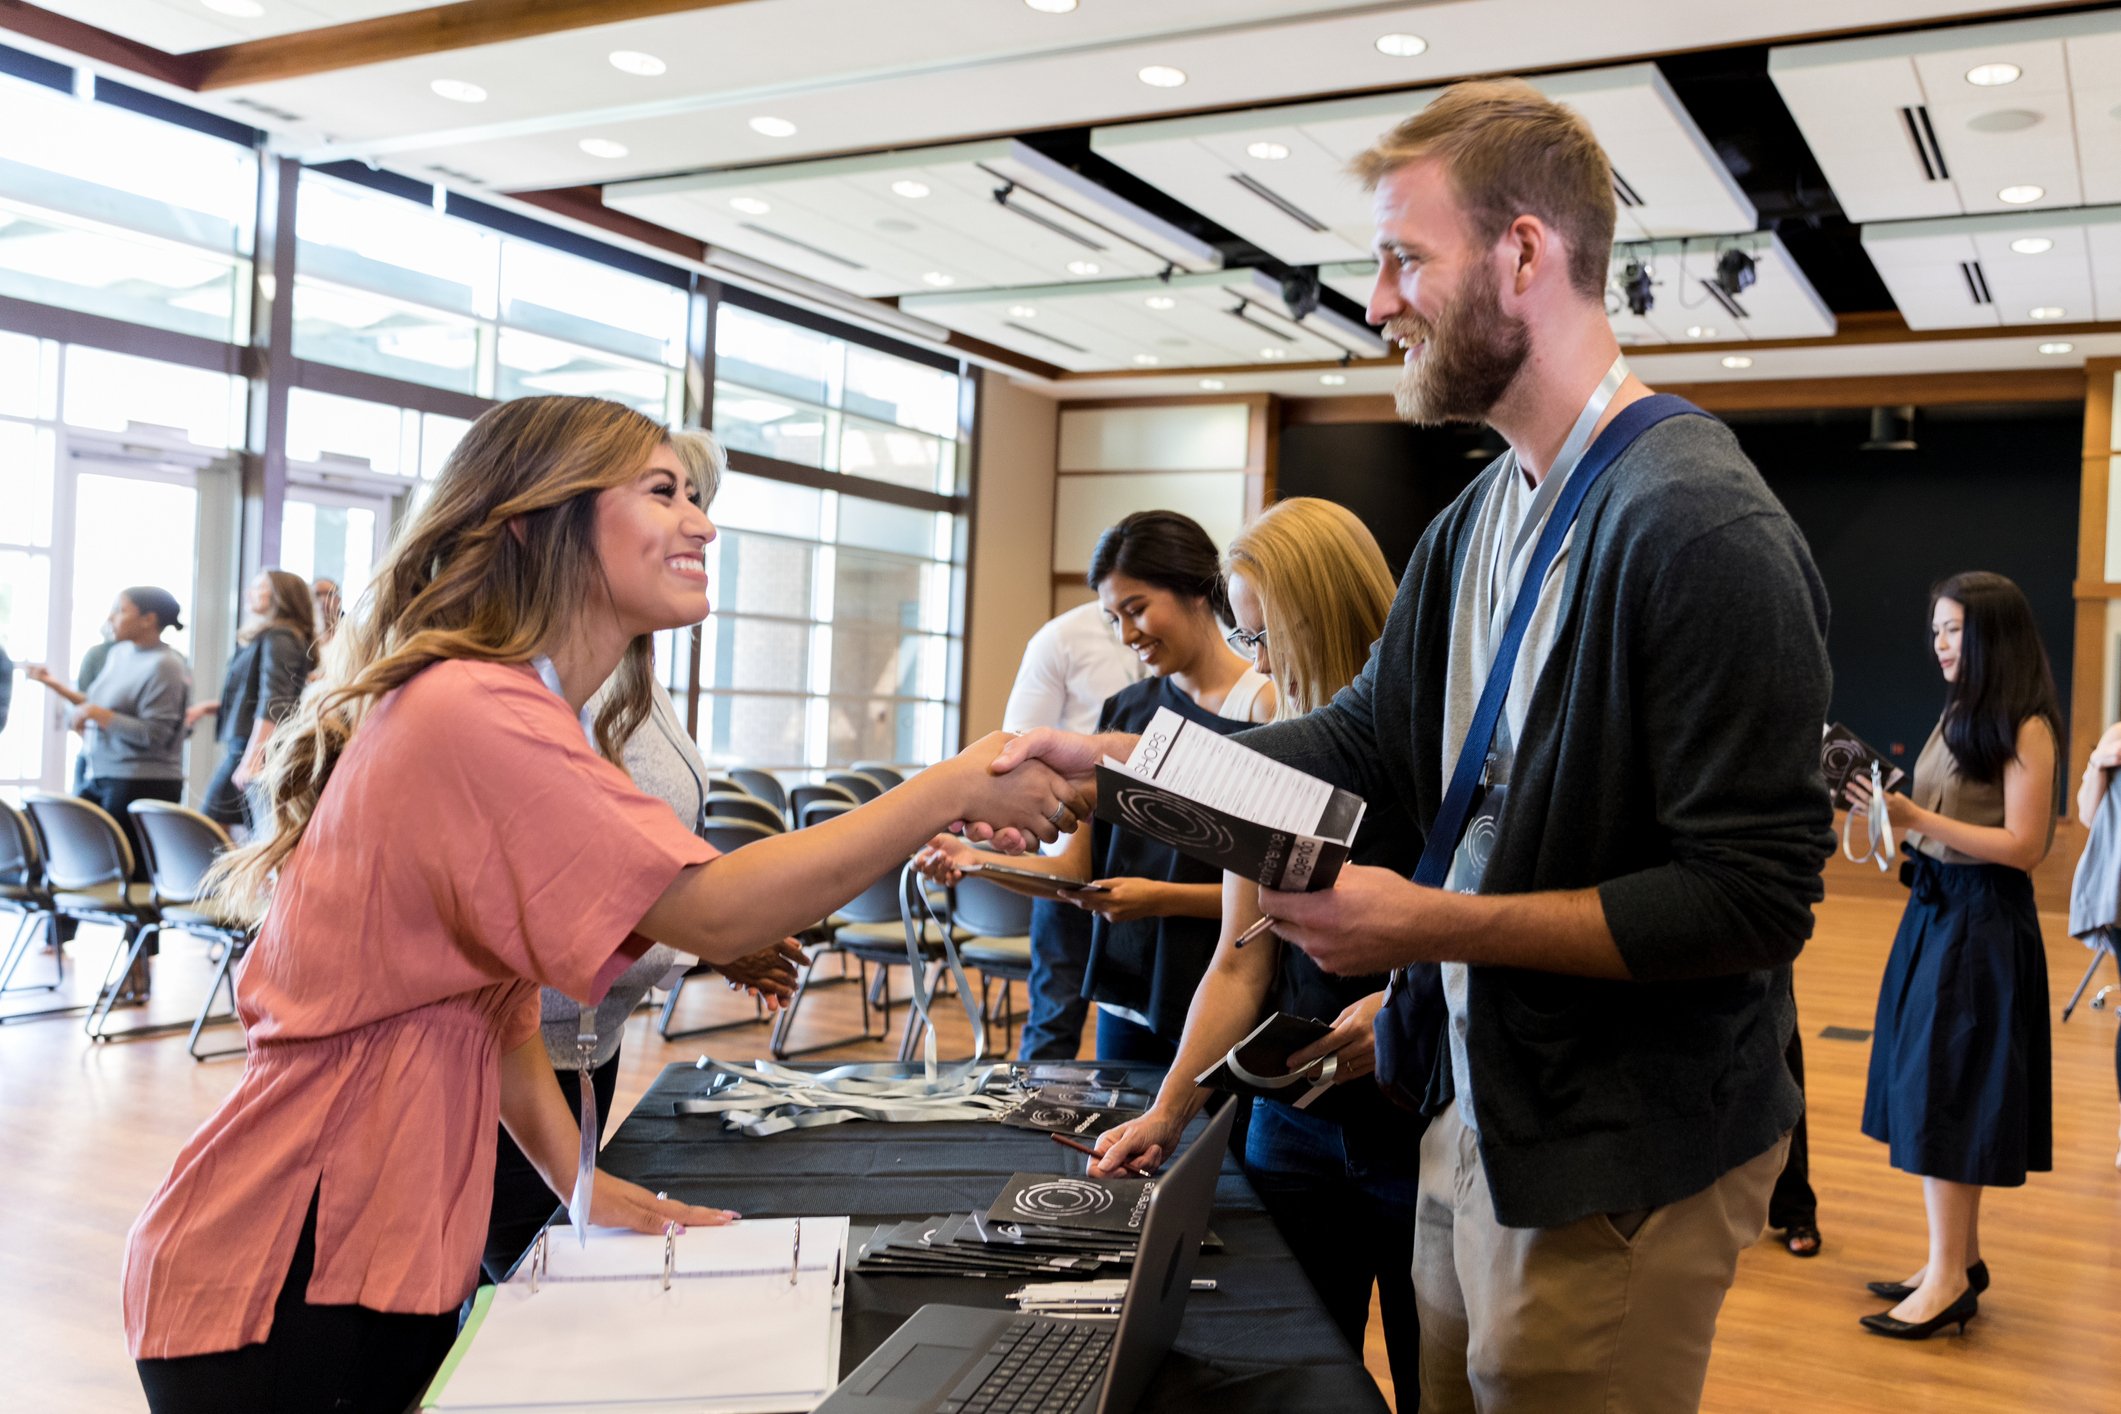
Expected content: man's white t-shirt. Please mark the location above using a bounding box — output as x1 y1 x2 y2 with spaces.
1002 601 1143 737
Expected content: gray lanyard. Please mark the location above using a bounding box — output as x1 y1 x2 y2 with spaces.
531 655 605 1245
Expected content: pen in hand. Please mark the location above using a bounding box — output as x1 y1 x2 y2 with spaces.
1050 1131 1155 1177
1232 915 1275 949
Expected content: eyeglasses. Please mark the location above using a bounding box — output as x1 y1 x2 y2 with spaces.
1225 625 1268 660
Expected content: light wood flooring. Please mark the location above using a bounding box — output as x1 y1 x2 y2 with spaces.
3 829 2116 1412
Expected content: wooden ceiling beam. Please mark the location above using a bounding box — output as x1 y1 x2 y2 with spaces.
0 1 203 88
188 0 755 91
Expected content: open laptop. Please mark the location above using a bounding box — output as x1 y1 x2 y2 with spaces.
815 1097 1236 1414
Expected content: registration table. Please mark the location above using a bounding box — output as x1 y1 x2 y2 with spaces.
597 1061 1392 1414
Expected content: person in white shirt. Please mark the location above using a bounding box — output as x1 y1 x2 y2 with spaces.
1001 600 1142 1060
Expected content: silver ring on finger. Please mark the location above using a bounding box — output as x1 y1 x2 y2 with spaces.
1046 803 1069 830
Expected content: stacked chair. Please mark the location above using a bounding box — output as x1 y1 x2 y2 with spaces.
0 800 63 1008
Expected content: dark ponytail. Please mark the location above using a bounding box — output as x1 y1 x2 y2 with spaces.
1932 570 2062 789
1087 511 1230 623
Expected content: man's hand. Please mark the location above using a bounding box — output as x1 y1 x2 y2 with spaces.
955 728 1131 850
1285 991 1386 1083
715 938 807 1007
1259 865 1439 976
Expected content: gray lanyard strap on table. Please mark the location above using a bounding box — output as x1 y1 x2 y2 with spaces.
898 863 988 1079
674 1057 1011 1136
532 655 605 1245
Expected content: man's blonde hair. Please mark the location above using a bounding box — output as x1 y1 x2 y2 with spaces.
1352 78 1615 301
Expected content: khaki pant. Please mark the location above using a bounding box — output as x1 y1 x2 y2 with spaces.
1415 1100 1788 1414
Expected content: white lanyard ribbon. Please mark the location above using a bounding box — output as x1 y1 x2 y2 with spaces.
675 1057 1012 1136
1842 760 1898 870
532 656 605 1244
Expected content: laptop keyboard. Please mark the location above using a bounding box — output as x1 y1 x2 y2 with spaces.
936 1317 1114 1414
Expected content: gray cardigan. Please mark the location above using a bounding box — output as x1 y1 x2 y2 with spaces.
1240 414 1834 1229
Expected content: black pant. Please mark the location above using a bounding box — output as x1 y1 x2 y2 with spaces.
482 1052 621 1284
1769 1025 1817 1230
136 1192 460 1414
202 743 252 832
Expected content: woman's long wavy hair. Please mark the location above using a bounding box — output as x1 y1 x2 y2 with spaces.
236 569 317 650
1224 498 1396 717
211 395 676 917
1932 570 2063 790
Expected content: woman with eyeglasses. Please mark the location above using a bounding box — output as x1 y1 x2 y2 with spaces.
921 510 1272 1062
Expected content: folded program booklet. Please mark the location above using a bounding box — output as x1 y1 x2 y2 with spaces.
1094 706 1365 890
1194 1012 1338 1110
1820 722 1907 809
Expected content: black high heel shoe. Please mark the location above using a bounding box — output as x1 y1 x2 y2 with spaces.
1860 1286 1978 1340
1866 1259 1988 1303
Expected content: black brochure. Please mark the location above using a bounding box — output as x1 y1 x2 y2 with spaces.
1821 722 1907 808
987 1171 1159 1235
1194 1011 1338 1109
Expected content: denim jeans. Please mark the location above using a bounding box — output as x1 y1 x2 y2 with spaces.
1242 1097 1422 1404
1019 898 1093 1063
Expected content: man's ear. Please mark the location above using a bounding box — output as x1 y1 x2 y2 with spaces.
1509 216 1545 296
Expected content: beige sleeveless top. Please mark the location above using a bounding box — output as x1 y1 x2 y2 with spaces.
1906 719 2054 864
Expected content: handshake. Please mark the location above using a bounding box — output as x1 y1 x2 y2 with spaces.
944 728 1130 851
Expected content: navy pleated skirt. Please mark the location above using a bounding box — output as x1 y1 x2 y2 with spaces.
1862 853 2052 1186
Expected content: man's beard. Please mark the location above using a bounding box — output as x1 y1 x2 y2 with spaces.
1390 261 1531 427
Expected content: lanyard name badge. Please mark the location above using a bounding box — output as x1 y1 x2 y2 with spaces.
532 657 604 1246
1843 760 1898 870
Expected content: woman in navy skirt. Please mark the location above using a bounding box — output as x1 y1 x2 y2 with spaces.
1847 571 2059 1340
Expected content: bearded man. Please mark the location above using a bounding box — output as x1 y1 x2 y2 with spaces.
983 79 1834 1413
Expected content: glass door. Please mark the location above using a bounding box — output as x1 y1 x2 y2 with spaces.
280 482 393 610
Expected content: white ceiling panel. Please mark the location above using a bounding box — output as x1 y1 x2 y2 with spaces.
1770 9 2121 223
1862 205 2121 329
603 139 1217 300
1604 232 1835 345
34 1 433 54
1089 64 1754 267
902 268 1383 373
1321 259 1380 310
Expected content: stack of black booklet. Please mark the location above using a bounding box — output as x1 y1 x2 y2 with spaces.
853 1170 1218 1280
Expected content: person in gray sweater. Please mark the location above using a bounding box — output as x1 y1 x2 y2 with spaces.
981 81 1833 1414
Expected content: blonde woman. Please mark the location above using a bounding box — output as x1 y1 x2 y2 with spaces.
187 569 315 832
123 396 1084 1413
1096 498 1422 1398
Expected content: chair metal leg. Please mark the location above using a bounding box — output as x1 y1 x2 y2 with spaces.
0 911 56 992
656 968 768 1043
188 938 248 1061
2063 947 2113 1022
84 923 195 1043
0 913 89 1023
769 947 882 1059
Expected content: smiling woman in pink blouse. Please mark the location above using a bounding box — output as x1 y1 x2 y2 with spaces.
123 396 1086 1414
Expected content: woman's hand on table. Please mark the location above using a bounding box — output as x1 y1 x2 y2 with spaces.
1089 1107 1185 1177
716 938 807 1008
1285 991 1385 1084
588 1170 738 1233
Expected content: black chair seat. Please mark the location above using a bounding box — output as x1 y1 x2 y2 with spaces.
51 882 157 915
958 935 1032 970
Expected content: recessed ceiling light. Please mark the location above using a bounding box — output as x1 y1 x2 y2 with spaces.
1023 0 1077 11
578 138 629 159
1685 325 1716 339
2029 305 2065 319
2010 236 2054 254
891 180 931 199
1319 373 1348 386
1137 65 1187 89
729 196 771 215
1997 184 2044 204
429 79 487 104
749 116 798 138
1066 260 1100 276
1198 378 1225 390
1259 348 1288 360
1133 354 1160 366
1965 62 2022 87
920 272 954 288
2038 341 2074 354
1008 305 1037 318
1721 355 1753 369
608 50 666 76
1144 295 1176 310
1375 33 1428 58
202 0 265 16
1247 141 1290 161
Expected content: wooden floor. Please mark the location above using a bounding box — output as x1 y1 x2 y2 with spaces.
4 829 2117 1412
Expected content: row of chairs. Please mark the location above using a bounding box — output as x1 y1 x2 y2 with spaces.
0 795 249 1058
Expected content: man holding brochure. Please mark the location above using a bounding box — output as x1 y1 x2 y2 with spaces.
975 79 1834 1414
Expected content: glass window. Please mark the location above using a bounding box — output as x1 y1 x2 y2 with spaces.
844 344 958 438
295 174 495 318
716 303 835 405
712 382 830 471
500 242 687 367
419 412 473 479
0 419 56 547
0 545 53 786
61 345 244 448
286 388 407 475
0 74 254 342
497 330 678 421
292 277 482 394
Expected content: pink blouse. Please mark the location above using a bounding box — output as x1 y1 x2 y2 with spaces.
123 660 717 1359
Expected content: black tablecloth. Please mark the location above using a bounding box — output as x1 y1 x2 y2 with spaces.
598 1062 1390 1414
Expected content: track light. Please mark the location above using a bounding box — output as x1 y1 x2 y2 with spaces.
1620 260 1654 317
1714 248 1757 298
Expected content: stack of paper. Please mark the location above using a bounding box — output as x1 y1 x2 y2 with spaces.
423 1218 849 1413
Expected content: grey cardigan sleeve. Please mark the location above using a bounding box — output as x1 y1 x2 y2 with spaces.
1597 512 1835 981
255 629 312 724
1233 638 1392 803
100 654 191 756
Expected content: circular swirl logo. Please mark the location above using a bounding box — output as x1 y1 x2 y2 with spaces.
1011 1178 1117 1220
1113 785 1236 857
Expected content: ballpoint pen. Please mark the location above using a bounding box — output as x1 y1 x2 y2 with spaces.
790 1218 803 1286
1231 916 1275 949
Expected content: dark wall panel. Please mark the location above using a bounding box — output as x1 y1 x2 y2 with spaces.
1276 421 1486 580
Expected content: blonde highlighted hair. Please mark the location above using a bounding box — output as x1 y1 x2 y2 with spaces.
1350 78 1615 301
1224 498 1395 718
211 396 689 916
237 569 316 650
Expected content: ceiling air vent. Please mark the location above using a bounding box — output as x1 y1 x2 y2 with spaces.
1899 105 1950 182
1223 298 1299 342
1960 260 1993 305
1696 279 1751 321
1228 173 1328 233
1001 321 1090 354
736 222 866 271
1611 169 1645 209
227 96 302 122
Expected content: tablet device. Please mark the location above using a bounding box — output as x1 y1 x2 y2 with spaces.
962 861 1111 896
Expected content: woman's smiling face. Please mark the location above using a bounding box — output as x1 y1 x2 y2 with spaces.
592 441 717 636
